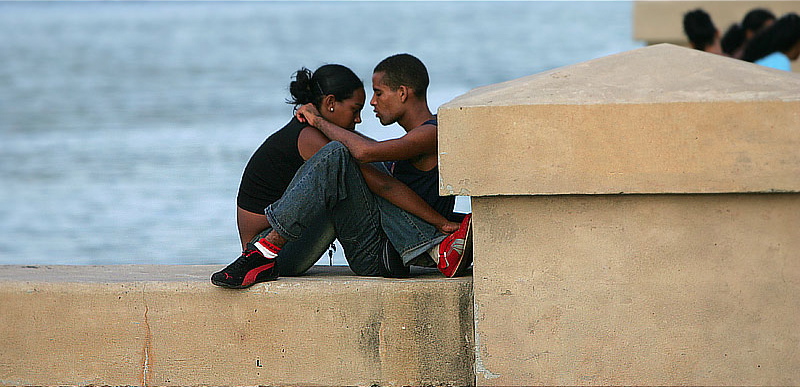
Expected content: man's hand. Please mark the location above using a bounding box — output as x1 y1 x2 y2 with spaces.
438 220 460 234
295 103 323 126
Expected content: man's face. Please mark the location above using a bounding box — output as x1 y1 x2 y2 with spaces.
370 71 401 126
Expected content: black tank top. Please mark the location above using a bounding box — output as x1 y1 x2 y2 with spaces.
384 118 457 221
237 118 306 214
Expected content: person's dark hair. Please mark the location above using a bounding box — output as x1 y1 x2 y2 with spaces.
742 12 800 62
373 53 429 98
287 64 363 108
722 8 776 55
743 8 776 33
683 9 718 51
722 23 747 55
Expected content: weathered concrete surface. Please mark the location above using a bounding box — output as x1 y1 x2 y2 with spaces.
472 194 800 385
0 265 473 386
633 1 800 72
438 42 800 385
470 194 800 385
439 44 800 197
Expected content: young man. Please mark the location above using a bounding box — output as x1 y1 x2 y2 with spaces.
211 54 472 288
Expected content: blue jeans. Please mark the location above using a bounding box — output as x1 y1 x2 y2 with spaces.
265 141 446 276
249 216 335 276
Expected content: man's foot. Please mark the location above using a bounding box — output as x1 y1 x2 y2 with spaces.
438 213 473 278
211 243 279 288
381 240 411 278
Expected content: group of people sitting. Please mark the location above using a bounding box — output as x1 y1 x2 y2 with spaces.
211 54 473 289
683 8 800 71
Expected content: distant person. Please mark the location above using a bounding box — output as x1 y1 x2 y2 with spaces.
212 54 473 289
742 13 800 71
721 8 776 58
683 8 724 55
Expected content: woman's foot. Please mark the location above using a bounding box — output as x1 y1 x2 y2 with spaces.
211 241 280 288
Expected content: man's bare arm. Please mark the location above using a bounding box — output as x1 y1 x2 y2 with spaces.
296 103 436 163
359 163 459 234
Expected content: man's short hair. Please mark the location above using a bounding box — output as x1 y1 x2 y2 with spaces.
373 53 429 97
683 9 717 51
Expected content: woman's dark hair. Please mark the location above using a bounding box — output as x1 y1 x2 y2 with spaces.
722 24 747 55
683 9 717 51
287 64 363 108
722 8 776 55
742 12 800 62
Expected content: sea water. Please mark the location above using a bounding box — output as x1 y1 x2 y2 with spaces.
0 1 643 265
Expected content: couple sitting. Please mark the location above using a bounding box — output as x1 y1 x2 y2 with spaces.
212 54 472 289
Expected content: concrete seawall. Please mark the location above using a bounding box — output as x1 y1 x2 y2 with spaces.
439 44 800 385
0 265 473 386
3 26 799 386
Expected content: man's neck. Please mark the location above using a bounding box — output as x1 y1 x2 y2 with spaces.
398 102 435 132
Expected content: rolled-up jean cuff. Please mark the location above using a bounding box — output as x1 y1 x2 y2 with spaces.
264 205 300 241
400 234 447 263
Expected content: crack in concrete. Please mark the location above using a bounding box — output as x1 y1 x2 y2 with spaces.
140 285 152 386
473 302 501 380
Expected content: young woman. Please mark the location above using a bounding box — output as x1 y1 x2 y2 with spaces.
226 64 366 279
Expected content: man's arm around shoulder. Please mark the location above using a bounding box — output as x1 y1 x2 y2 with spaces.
297 103 436 163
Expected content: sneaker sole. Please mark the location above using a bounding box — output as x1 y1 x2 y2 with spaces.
454 221 474 276
211 276 278 289
445 218 473 278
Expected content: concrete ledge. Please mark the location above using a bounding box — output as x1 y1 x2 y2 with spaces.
439 44 800 197
0 265 474 386
438 42 800 385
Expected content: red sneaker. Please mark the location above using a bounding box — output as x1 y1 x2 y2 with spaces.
438 213 473 277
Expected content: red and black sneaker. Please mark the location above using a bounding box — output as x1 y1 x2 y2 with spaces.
211 243 278 288
438 213 473 278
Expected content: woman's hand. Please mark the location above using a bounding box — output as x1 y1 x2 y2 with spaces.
296 103 323 126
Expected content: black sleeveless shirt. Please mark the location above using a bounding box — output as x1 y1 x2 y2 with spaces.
239 117 456 221
237 118 306 214
384 118 457 221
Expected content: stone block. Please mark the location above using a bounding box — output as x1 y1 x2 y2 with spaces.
439 44 800 197
470 194 800 385
0 265 473 386
438 42 800 385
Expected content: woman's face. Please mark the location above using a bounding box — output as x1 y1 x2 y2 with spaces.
322 87 365 130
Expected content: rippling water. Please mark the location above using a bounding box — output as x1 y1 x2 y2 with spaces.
0 1 642 265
